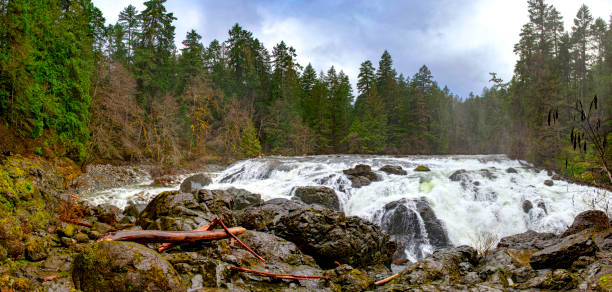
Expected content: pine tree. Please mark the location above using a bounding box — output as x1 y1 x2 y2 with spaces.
133 0 177 110
118 5 140 64
239 119 261 158
176 29 204 94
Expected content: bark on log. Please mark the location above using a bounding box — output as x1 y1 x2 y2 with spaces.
374 273 399 285
229 267 329 280
157 223 211 252
97 227 246 243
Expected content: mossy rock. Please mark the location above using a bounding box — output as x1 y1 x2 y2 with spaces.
58 224 77 238
72 241 185 291
600 274 612 290
25 237 49 261
414 165 431 172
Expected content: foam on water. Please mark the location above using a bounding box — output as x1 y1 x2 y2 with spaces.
87 154 611 261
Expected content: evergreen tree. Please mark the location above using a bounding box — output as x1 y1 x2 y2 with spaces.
118 5 140 64
176 29 204 94
239 119 261 158
133 0 176 110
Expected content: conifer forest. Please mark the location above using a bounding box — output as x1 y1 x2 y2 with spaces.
0 0 611 185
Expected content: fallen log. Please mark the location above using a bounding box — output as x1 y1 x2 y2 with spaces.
59 217 93 228
97 227 246 243
230 266 329 280
374 273 399 285
157 223 211 252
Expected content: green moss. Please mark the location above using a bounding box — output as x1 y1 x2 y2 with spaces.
414 165 431 172
599 274 612 289
60 224 77 238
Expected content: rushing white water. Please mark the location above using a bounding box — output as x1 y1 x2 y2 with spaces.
87 154 611 261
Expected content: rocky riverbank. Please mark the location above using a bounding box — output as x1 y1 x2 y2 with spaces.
1 156 612 291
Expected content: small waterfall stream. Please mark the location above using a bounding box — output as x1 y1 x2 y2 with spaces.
85 154 611 262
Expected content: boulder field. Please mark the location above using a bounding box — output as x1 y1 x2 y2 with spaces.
1 159 612 291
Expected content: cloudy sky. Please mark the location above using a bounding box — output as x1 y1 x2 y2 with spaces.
92 0 612 97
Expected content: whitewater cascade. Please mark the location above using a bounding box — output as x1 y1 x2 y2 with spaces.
87 155 611 262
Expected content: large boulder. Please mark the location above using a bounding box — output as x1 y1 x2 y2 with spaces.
390 246 478 286
379 165 407 175
529 230 598 269
293 186 340 211
224 187 263 210
497 230 557 250
137 190 234 231
72 241 184 292
343 164 380 188
179 173 212 193
374 197 450 263
449 169 468 182
561 210 609 237
236 199 394 269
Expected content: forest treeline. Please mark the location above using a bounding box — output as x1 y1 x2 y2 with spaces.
0 0 610 182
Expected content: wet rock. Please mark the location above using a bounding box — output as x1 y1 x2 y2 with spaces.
73 241 184 291
343 164 380 188
414 165 430 172
224 187 262 210
379 165 407 175
74 233 89 243
179 173 211 193
479 168 497 180
497 230 556 250
123 201 146 217
374 197 450 263
92 203 121 225
552 174 561 180
537 201 547 214
238 199 394 269
530 230 598 269
328 265 374 292
235 198 308 231
293 186 340 211
237 230 319 267
528 269 578 290
506 167 518 173
522 200 533 213
544 179 554 186
137 189 234 231
561 210 609 237
92 221 112 235
391 246 478 286
449 169 468 181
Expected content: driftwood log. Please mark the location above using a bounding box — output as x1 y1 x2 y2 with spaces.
374 273 399 285
230 267 329 280
97 227 246 243
157 223 211 252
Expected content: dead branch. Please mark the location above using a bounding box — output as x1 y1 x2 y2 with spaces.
41 275 59 282
59 217 93 228
230 266 329 280
374 273 399 285
97 227 246 243
209 218 266 263
157 223 211 252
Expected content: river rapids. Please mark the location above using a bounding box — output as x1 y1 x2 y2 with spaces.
86 154 611 263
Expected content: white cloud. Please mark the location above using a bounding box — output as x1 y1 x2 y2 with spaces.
92 0 612 96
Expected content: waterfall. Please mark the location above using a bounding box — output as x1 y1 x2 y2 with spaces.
86 154 612 262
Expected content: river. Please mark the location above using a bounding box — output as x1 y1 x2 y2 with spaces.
85 154 611 262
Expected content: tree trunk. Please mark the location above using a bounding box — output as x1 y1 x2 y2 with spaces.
97 227 246 243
